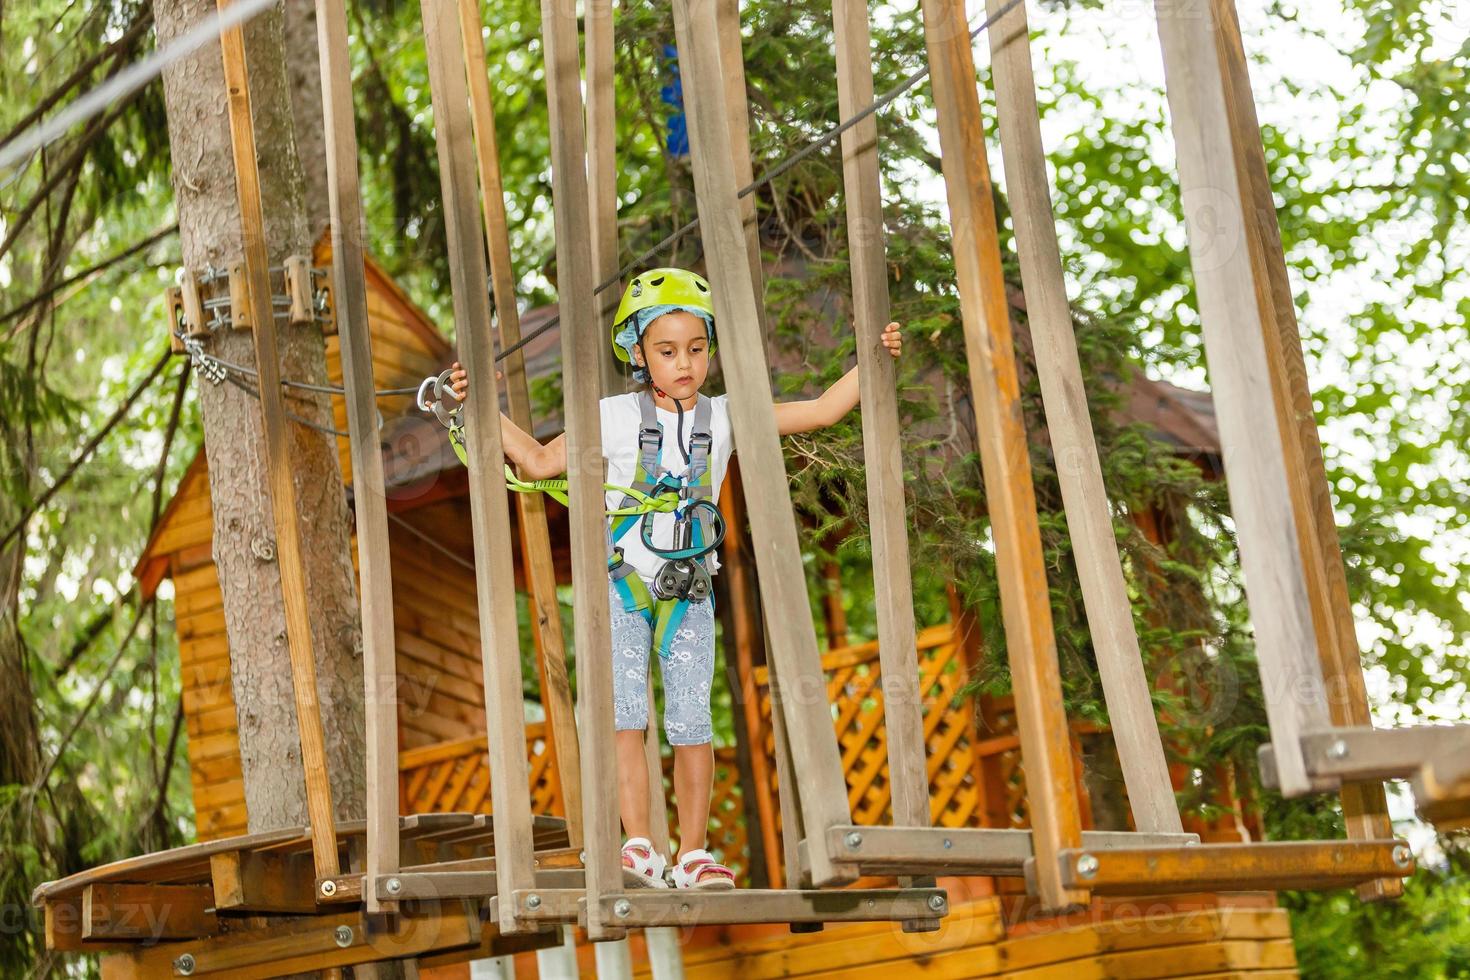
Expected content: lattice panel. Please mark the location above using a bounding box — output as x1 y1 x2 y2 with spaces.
752 623 1093 847
399 722 562 816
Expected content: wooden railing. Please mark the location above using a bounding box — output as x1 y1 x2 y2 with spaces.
751 623 1097 882
397 621 1097 888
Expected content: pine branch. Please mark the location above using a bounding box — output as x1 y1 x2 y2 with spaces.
0 7 153 153
32 591 155 794
0 348 172 555
0 224 177 338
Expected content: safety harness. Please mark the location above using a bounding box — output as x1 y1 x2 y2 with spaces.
419 371 724 658
605 389 724 658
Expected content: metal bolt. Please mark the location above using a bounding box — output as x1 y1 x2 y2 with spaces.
943 838 953 850
844 831 863 850
174 953 197 976
526 894 543 910
319 879 337 898
1075 853 1100 879
1326 739 1350 760
928 893 946 912
1392 844 1412 869
579 850 588 865
680 903 691 914
613 898 632 919
385 877 402 896
334 925 354 948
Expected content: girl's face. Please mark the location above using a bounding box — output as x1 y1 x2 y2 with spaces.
633 310 713 399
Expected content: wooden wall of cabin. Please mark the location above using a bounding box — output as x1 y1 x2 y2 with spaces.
171 470 491 840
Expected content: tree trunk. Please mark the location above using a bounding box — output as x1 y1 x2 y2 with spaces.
153 0 367 842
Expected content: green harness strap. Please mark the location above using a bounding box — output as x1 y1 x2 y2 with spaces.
605 391 717 658
437 383 717 660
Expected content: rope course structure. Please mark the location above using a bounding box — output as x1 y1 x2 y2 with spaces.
26 0 1470 973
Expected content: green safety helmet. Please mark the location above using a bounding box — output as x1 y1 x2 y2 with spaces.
610 268 717 366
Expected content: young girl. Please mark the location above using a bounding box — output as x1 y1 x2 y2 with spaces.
450 267 902 889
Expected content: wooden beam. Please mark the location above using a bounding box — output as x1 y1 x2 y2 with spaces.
214 0 338 882
1258 724 1470 785
671 0 856 888
1205 0 1397 896
713 0 773 352
537 0 625 942
716 461 779 887
418 0 536 934
829 0 927 832
1054 840 1412 895
823 825 1197 876
81 883 217 942
1153 0 1336 798
45 895 140 953
99 907 481 979
210 849 317 913
585 0 625 396
313 0 401 913
592 887 947 928
984 0 1181 835
457 0 584 852
919 0 1086 910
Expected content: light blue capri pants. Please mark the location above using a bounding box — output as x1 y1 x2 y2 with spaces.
608 581 716 746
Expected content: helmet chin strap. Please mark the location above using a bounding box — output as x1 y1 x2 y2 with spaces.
639 347 694 466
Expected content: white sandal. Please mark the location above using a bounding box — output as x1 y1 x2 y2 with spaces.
670 848 736 890
621 837 668 889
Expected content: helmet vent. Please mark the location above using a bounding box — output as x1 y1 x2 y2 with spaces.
650 275 666 286
695 280 709 292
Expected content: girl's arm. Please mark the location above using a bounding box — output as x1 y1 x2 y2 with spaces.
449 363 569 479
773 322 902 436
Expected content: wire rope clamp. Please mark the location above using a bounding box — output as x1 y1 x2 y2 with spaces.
228 262 252 331
165 285 187 354
284 255 314 326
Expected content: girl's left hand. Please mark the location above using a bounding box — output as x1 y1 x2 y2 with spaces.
882 321 902 358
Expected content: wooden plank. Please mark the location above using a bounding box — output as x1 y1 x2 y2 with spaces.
1206 0 1396 895
998 909 1287 973
459 0 584 849
1056 840 1410 894
1152 0 1333 797
668 902 1003 979
585 0 624 395
717 462 782 886
829 0 926 831
418 0 536 934
46 896 138 953
150 513 215 557
215 0 337 880
672 0 855 889
919 0 1086 910
1006 939 1297 980
185 705 239 740
591 887 945 928
825 825 1196 876
713 0 773 353
101 907 480 980
210 849 317 912
537 0 624 943
76 882 215 942
984 0 1180 835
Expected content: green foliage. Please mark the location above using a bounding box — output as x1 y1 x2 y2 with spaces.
0 0 1465 975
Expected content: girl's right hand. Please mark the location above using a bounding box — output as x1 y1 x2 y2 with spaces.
447 362 503 402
